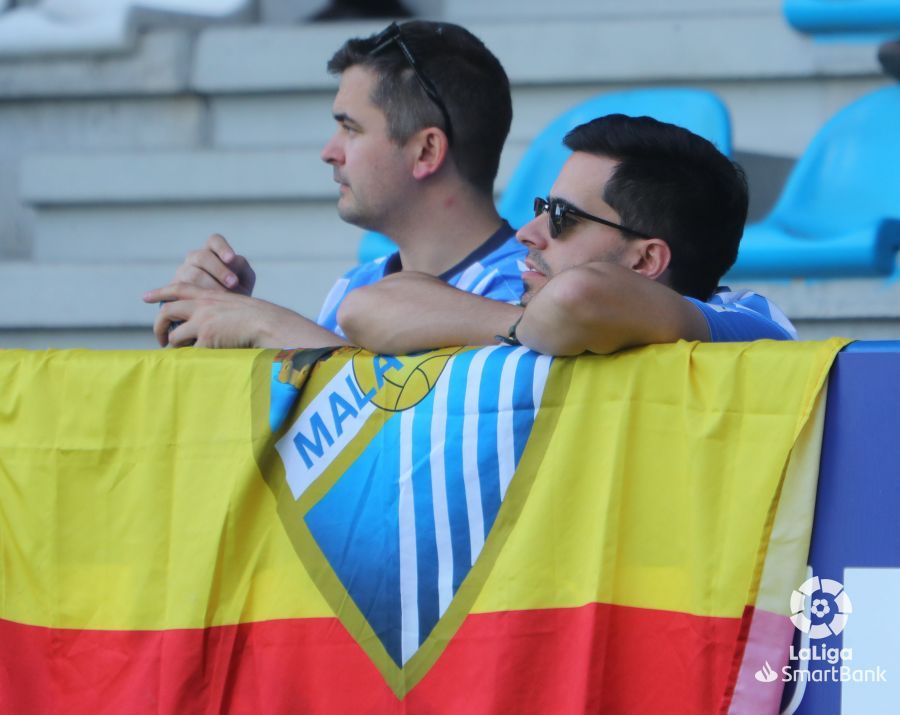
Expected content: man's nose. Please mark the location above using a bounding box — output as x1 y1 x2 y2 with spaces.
320 132 343 165
516 213 550 250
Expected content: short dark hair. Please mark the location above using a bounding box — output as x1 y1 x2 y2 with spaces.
327 21 512 196
563 114 748 300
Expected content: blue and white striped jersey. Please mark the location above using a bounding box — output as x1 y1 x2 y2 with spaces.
317 222 524 336
316 221 795 344
686 287 797 342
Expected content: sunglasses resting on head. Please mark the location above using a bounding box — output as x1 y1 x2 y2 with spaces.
368 22 455 145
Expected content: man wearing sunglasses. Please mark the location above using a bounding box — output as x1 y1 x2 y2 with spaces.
144 21 522 348
337 114 796 355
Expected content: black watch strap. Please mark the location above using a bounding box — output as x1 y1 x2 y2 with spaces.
495 311 525 346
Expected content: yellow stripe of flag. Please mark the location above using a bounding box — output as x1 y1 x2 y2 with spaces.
0 349 331 630
473 339 845 618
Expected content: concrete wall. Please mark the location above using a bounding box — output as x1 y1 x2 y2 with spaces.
0 0 895 348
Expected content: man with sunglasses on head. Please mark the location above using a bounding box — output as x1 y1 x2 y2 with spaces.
144 21 522 348
337 114 796 355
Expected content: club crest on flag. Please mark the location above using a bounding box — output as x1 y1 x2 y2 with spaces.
351 348 459 412
263 345 555 696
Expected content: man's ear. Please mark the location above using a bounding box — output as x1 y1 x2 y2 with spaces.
630 238 672 281
410 126 450 180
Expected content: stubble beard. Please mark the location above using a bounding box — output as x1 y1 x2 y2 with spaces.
520 251 553 305
336 190 363 226
336 186 390 235
336 196 375 232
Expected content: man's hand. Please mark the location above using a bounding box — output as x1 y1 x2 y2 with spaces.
171 234 256 296
516 262 710 355
338 271 522 354
143 283 348 349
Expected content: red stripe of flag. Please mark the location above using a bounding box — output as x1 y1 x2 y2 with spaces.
1 603 743 714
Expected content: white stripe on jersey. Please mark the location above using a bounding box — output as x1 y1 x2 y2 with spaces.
454 261 487 292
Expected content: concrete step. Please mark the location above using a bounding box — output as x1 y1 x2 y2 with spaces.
28 202 361 264
0 30 193 99
0 259 354 329
21 149 333 204
201 78 891 160
445 0 781 22
19 145 529 264
193 15 880 94
0 0 254 59
748 277 900 321
1 12 881 98
0 327 160 350
755 275 900 341
19 148 366 267
20 146 531 205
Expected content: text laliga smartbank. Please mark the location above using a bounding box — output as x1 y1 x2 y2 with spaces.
790 644 852 665
756 643 888 685
772 646 888 684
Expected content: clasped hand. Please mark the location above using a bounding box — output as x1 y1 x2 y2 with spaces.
143 233 270 348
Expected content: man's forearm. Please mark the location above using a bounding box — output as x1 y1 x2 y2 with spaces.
336 263 709 358
338 275 521 354
253 300 349 349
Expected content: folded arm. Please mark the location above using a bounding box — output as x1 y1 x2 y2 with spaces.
337 272 522 354
338 264 709 356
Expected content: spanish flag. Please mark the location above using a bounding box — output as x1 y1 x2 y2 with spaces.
0 339 845 714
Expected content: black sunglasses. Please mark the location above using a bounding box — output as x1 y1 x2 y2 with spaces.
533 196 652 239
368 22 454 145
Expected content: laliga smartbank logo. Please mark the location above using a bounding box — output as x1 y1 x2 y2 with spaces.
790 576 852 639
753 577 887 686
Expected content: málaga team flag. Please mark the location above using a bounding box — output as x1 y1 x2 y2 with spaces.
0 339 846 713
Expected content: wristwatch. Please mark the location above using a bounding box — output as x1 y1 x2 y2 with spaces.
495 310 525 346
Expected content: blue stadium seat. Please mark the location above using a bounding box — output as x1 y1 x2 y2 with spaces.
358 87 732 262
729 86 900 279
784 0 900 37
